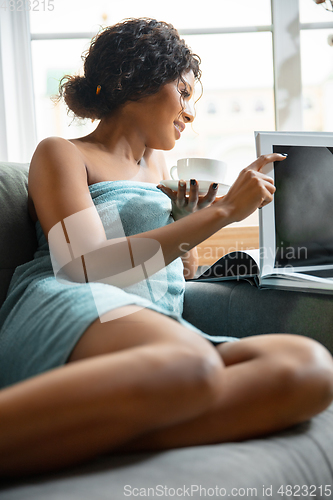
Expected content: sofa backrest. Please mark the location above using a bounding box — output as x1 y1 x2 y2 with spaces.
0 162 38 308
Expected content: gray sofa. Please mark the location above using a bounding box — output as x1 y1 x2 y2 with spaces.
0 161 333 499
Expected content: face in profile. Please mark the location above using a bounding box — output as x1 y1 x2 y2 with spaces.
123 70 196 151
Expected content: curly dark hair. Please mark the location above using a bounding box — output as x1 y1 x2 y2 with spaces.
57 18 202 120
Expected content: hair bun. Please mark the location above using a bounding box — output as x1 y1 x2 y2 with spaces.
58 74 102 120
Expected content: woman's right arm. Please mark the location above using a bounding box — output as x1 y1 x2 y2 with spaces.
29 138 284 287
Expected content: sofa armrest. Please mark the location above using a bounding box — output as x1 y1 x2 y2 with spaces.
0 162 38 309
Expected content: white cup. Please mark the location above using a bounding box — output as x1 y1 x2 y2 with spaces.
170 157 228 184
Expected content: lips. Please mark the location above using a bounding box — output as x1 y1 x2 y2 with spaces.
173 120 185 140
173 121 185 133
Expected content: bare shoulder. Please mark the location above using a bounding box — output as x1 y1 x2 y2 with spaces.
29 136 86 185
28 136 105 247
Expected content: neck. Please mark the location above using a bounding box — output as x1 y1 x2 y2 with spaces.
82 111 147 164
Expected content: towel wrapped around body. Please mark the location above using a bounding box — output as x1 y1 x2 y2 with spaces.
0 180 237 389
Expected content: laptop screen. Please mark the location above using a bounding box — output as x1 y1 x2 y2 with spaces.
273 145 333 277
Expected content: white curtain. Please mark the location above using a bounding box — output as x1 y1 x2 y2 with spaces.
0 10 37 163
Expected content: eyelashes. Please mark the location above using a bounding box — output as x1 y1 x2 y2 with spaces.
177 82 191 99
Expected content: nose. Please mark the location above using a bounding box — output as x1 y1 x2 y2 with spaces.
181 98 195 124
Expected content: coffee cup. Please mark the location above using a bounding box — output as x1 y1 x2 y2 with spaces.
170 157 228 184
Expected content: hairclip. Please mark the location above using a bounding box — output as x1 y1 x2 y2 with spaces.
96 85 101 95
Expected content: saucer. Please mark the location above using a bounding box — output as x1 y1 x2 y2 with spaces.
159 180 230 196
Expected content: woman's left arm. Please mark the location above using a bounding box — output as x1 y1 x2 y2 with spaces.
159 176 222 279
148 149 202 279
181 246 199 280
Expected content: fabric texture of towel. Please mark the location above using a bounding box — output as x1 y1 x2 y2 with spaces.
0 181 238 389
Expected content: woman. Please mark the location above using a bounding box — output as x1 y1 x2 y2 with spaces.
0 18 332 477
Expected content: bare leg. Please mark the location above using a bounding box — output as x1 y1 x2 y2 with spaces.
119 334 333 451
0 305 332 477
0 306 224 476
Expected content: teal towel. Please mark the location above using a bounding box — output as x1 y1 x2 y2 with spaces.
0 181 237 388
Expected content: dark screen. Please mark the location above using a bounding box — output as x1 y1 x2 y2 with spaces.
272 145 333 277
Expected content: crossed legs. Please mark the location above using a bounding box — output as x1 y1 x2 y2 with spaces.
121 333 333 451
0 305 332 476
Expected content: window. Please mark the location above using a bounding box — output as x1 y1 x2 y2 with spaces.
29 0 272 34
26 0 333 228
29 0 273 197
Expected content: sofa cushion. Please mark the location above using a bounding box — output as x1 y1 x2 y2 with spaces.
0 162 38 308
183 280 333 354
1 403 332 499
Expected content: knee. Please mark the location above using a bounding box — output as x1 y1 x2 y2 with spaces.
298 338 333 410
272 336 333 417
164 338 225 410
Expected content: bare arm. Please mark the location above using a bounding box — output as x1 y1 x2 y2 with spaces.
157 151 199 279
181 247 199 280
29 138 284 287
